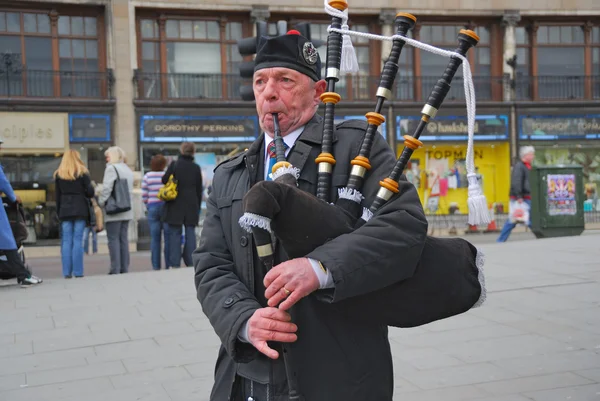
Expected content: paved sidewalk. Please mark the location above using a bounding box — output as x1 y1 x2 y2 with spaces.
1 233 599 401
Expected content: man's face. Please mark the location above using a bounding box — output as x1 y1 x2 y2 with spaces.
253 67 326 137
523 152 535 164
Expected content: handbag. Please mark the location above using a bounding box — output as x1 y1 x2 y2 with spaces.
105 166 131 215
157 162 178 202
87 198 97 228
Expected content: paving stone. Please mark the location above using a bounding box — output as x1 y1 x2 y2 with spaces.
153 329 221 351
183 362 215 379
470 395 540 401
394 384 489 401
523 383 600 401
26 360 126 387
109 366 191 389
474 372 593 395
87 338 162 364
0 340 33 358
121 345 216 373
32 328 130 353
124 320 196 340
492 349 600 376
575 368 600 382
0 377 113 401
0 374 26 392
399 362 519 390
0 334 14 345
0 317 54 336
0 348 94 376
390 346 465 370
15 325 91 344
61 383 173 401
162 377 216 401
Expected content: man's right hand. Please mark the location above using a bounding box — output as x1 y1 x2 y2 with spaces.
246 307 298 360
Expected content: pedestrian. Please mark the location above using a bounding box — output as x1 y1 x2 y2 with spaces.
497 146 535 242
192 30 427 401
162 142 203 268
0 139 42 287
142 154 171 270
98 146 134 274
83 182 102 256
54 150 95 278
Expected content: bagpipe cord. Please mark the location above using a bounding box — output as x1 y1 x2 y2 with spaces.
324 0 491 226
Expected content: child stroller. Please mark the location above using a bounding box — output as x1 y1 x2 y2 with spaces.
0 197 32 281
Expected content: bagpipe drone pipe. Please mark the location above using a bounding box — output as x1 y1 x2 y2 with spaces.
238 1 488 328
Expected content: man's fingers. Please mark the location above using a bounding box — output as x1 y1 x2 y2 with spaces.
255 318 297 333
264 274 288 300
263 266 283 289
278 289 304 311
255 340 279 360
259 307 292 322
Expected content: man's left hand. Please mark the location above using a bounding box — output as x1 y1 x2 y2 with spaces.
264 258 319 311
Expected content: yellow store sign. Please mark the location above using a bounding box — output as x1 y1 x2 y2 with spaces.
0 112 68 153
397 142 511 215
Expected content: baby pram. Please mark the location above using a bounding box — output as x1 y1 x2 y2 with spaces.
0 197 32 280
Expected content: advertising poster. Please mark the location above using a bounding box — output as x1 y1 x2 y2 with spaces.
194 153 217 210
547 174 577 216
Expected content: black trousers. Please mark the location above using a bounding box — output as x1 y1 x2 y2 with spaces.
0 249 30 281
233 375 290 401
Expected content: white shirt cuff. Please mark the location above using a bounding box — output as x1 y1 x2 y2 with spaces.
308 258 334 289
238 319 250 343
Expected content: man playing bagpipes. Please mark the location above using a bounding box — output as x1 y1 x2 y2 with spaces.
193 4 486 400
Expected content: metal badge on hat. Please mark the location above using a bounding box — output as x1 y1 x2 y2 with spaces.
302 42 318 65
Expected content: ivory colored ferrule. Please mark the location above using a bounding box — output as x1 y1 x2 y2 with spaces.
350 165 367 178
403 135 423 150
272 161 291 173
350 155 371 170
326 68 340 79
329 0 348 11
318 163 333 173
320 92 341 104
379 177 400 193
376 87 392 100
421 104 438 118
256 244 273 258
315 152 336 165
375 187 394 201
365 112 385 126
396 12 417 22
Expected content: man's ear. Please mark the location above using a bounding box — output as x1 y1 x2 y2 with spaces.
314 79 326 105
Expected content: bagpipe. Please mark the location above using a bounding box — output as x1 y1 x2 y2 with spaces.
238 0 490 328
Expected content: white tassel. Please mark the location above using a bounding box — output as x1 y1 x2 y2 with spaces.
340 24 360 74
360 207 373 223
467 174 491 226
472 247 487 308
272 166 300 182
238 213 272 234
338 187 364 204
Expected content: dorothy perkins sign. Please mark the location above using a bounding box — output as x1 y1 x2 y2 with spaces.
520 116 600 139
140 115 258 141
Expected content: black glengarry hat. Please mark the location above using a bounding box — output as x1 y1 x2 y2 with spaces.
254 30 322 82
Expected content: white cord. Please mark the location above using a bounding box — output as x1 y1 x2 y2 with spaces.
323 0 490 225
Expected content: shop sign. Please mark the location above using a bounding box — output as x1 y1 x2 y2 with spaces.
0 112 68 152
69 114 111 142
520 115 600 140
336 116 387 140
140 115 259 143
397 115 509 142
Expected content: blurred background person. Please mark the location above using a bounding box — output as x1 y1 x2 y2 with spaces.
98 146 134 274
497 146 535 243
54 150 95 278
142 154 171 270
162 142 203 268
83 181 102 256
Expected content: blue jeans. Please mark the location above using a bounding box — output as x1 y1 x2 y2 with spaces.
147 204 170 270
83 226 98 254
61 219 86 277
168 224 196 267
497 199 532 243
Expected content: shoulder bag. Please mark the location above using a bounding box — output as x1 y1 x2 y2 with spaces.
105 166 132 215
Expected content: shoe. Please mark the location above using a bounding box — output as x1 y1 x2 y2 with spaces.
19 276 42 287
75 276 84 278
65 275 72 279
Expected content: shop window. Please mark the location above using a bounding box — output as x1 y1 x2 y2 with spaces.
593 27 600 99
136 15 246 100
0 8 105 98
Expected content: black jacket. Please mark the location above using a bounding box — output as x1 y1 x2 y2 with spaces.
55 174 95 221
162 154 203 226
509 160 531 199
193 114 428 401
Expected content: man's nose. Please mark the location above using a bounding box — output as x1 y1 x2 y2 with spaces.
262 79 279 100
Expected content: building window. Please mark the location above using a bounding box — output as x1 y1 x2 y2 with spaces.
514 26 531 100
593 27 600 99
0 8 105 98
136 15 247 100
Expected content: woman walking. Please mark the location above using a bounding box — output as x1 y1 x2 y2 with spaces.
54 150 95 278
142 154 170 270
162 142 203 268
98 146 134 275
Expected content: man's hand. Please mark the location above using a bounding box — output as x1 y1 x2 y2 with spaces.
247 307 298 359
264 258 319 311
15 195 22 204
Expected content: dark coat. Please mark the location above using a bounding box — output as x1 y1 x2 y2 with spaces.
193 114 428 401
509 160 531 199
55 174 95 221
162 154 203 227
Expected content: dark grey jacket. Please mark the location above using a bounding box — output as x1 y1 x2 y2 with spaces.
509 160 531 199
193 114 428 401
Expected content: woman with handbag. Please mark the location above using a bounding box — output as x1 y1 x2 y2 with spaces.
54 150 95 278
98 146 134 275
161 142 203 268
